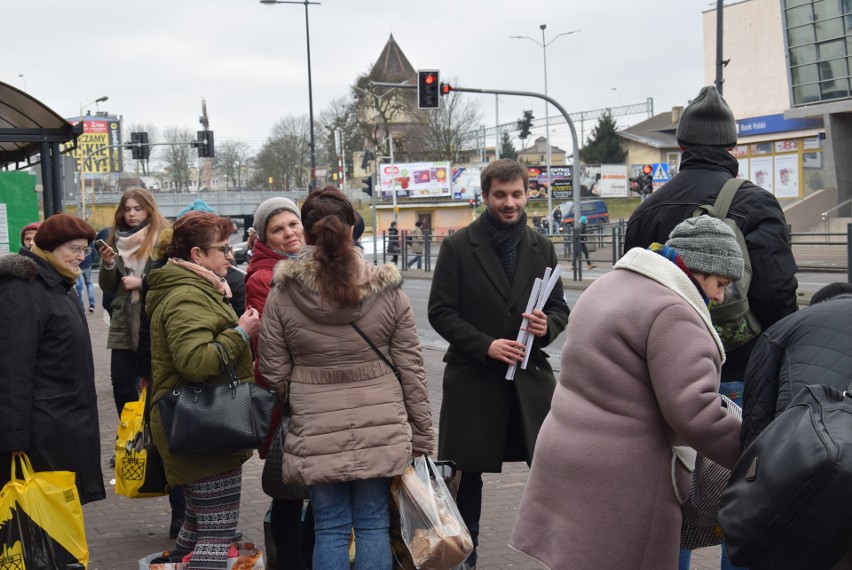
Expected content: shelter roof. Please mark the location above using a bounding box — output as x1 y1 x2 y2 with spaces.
0 81 81 168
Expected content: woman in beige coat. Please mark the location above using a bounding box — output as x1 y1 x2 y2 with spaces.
510 216 745 569
258 186 434 570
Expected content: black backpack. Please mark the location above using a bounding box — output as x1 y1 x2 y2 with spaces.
692 178 762 351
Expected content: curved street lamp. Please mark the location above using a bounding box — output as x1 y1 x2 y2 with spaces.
260 0 320 191
510 26 580 234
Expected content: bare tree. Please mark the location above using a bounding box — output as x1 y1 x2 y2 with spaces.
319 96 362 182
161 127 195 192
216 140 253 190
352 71 414 158
422 88 483 162
253 115 311 191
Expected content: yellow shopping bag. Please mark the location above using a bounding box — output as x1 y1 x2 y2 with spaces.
115 388 168 498
0 452 88 568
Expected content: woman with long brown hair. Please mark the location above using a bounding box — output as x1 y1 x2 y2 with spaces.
98 188 170 421
258 187 434 569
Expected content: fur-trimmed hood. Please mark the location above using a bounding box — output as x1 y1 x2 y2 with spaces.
271 245 403 324
0 252 39 281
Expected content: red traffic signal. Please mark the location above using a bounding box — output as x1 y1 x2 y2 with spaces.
440 82 452 95
418 69 440 109
642 164 653 175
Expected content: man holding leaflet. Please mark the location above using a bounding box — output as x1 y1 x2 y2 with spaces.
428 158 570 569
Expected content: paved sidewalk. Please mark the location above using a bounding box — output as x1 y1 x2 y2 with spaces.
81 283 723 569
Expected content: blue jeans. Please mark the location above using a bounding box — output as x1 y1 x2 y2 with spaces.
76 266 95 309
308 477 392 570
407 255 422 269
679 381 746 570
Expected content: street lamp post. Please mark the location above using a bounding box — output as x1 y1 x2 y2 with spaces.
260 0 320 190
78 95 109 221
511 26 580 234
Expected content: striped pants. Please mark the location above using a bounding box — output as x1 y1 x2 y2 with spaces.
176 467 242 569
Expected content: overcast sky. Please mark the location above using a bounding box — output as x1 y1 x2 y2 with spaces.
3 0 718 156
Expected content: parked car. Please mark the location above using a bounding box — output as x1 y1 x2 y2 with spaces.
554 200 609 231
231 241 250 265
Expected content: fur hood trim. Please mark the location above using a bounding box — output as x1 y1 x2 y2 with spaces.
271 247 403 323
0 253 38 281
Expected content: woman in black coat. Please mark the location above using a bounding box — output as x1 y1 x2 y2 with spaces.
387 221 400 264
0 214 105 505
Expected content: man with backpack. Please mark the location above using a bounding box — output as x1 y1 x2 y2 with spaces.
625 85 797 385
625 86 798 569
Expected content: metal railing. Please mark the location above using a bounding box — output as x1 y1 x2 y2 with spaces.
378 223 852 283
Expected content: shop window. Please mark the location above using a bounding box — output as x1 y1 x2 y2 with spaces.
750 143 773 155
794 83 821 104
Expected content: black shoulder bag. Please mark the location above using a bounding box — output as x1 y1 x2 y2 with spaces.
350 321 402 382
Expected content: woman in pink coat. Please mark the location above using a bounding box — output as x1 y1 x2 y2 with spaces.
510 216 745 569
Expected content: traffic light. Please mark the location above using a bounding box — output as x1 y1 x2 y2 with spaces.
197 130 215 158
360 176 373 196
417 70 440 109
469 198 475 208
129 131 150 160
474 192 482 207
641 165 653 195
440 82 452 96
518 110 534 139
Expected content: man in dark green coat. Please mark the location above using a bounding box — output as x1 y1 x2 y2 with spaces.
428 158 570 569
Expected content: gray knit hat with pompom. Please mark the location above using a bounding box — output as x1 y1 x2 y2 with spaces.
665 216 743 280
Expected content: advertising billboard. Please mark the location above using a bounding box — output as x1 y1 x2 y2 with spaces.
379 161 451 198
67 117 123 174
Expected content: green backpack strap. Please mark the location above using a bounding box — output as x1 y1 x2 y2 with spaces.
692 178 752 295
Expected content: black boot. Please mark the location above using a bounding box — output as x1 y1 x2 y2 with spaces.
169 510 185 540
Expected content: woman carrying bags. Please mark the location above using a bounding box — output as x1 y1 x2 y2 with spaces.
245 197 313 568
258 187 434 570
98 188 170 421
146 211 260 568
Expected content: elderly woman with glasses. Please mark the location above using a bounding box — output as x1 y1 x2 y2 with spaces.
0 214 106 507
146 212 260 568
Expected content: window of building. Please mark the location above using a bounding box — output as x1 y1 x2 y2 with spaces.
785 0 852 105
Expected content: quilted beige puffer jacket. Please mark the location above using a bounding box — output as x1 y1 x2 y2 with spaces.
257 246 434 486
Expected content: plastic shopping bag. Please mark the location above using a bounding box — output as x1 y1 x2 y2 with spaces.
391 456 472 570
0 452 88 568
116 388 168 498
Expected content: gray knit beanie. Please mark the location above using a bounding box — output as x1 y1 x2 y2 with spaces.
676 86 737 148
253 197 300 244
665 216 743 280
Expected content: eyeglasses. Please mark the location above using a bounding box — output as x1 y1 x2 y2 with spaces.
65 245 92 256
205 244 233 255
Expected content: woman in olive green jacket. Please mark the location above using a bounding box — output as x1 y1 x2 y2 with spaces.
146 212 260 568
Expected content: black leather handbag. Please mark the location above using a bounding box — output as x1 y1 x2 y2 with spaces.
719 383 852 569
261 411 309 500
157 343 276 454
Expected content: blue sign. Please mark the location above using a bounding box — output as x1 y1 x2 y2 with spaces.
736 114 823 136
651 163 670 183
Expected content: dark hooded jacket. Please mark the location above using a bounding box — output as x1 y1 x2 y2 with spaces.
625 146 798 380
741 292 852 449
0 251 105 504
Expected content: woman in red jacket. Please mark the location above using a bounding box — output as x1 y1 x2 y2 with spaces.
244 196 310 568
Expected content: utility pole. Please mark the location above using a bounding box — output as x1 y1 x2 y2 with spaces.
715 0 725 95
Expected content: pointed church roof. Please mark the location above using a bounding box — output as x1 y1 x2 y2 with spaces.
371 34 416 80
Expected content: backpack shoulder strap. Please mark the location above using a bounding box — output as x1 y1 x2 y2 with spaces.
713 177 746 219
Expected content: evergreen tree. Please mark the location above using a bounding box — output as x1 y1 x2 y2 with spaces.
500 132 518 160
580 113 626 164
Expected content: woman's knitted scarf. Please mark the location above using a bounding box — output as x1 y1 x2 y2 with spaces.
168 258 233 300
648 242 710 306
481 208 528 282
116 222 150 303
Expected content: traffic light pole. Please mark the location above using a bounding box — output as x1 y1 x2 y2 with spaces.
371 81 582 232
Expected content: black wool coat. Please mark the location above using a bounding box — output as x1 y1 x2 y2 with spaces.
625 146 799 381
428 216 570 472
0 251 105 505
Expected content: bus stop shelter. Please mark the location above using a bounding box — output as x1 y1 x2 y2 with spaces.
0 80 82 214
